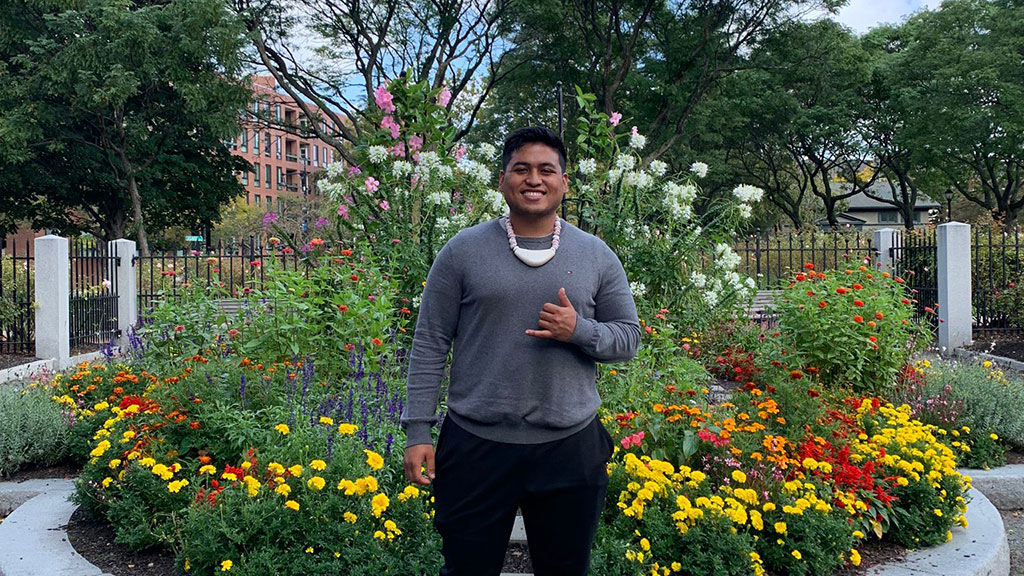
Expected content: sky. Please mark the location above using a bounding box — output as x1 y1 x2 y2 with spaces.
825 0 944 34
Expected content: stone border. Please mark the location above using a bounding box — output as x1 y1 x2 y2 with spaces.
0 351 110 386
0 478 1011 576
0 478 112 576
953 347 1024 373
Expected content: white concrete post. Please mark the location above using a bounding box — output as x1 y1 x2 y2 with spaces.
873 228 896 272
34 235 70 368
937 222 972 353
108 239 137 351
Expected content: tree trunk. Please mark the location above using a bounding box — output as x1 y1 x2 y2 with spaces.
127 175 150 256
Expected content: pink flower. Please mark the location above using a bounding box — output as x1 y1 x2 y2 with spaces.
347 165 362 177
619 431 645 449
391 142 406 157
609 111 622 126
380 115 401 139
409 134 423 152
437 86 452 107
374 85 396 113
455 144 467 160
631 125 639 136
379 200 390 210
337 204 349 219
365 177 380 193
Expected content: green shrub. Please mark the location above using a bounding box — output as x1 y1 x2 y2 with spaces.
0 385 70 476
774 259 931 393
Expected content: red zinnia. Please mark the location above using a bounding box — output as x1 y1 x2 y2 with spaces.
818 301 827 308
836 287 847 295
338 305 349 313
795 273 806 282
804 263 814 270
790 370 804 380
853 300 864 307
875 312 884 320
853 315 864 323
372 338 383 346
350 275 359 282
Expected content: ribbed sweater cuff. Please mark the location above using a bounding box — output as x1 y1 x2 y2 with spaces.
403 422 433 448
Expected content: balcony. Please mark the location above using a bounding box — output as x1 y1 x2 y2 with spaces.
286 154 298 163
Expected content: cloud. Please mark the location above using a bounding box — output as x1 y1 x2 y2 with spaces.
829 0 944 34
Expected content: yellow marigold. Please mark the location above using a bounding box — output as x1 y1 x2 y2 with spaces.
373 530 386 540
372 493 390 517
199 465 216 475
791 550 802 560
732 470 747 484
311 459 327 471
319 416 334 426
774 522 787 534
243 476 260 497
221 559 233 571
849 549 861 566
268 462 285 475
338 423 358 435
288 464 303 477
365 450 384 471
307 476 326 490
284 500 300 511
275 424 290 435
101 477 113 488
640 538 651 552
343 511 357 523
168 479 189 493
276 483 292 497
108 459 121 469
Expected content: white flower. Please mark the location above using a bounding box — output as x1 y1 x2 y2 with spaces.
629 126 646 150
690 271 707 289
417 151 441 169
484 189 505 213
319 179 344 201
476 143 497 160
703 289 719 308
745 277 756 290
737 204 752 219
425 190 450 206
368 145 389 164
436 164 454 180
649 160 668 178
472 162 492 185
614 154 635 171
326 162 346 179
578 158 598 175
690 161 709 178
732 184 764 203
713 243 742 270
392 161 413 178
608 169 623 185
625 171 654 190
630 281 647 297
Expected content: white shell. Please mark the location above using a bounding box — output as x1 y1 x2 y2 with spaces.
512 246 556 267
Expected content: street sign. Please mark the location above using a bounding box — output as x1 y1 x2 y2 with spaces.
185 235 204 242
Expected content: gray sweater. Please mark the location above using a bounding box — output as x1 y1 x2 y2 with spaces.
401 217 641 447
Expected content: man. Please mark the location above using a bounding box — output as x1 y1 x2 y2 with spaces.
401 126 641 576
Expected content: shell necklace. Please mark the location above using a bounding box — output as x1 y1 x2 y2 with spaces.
505 216 561 267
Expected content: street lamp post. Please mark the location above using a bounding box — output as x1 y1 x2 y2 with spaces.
944 188 954 222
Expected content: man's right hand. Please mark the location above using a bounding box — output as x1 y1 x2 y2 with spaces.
404 444 436 486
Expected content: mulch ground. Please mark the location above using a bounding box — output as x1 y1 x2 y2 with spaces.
0 353 37 371
965 337 1024 364
65 507 179 576
1 461 80 482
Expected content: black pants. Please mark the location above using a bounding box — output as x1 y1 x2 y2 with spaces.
432 415 615 576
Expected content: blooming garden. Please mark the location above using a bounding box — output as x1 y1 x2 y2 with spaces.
7 79 1024 576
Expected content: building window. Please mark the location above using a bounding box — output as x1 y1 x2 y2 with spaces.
323 147 328 166
240 131 248 153
264 134 271 157
241 171 249 185
265 167 271 188
277 167 284 190
313 145 319 167
254 194 261 207
275 136 281 160
254 164 261 188
253 132 259 155
275 105 281 120
878 211 899 223
266 195 273 208
253 100 259 114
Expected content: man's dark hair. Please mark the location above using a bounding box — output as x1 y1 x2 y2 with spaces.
502 126 567 173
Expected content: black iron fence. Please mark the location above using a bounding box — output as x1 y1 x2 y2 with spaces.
971 227 1024 338
135 238 306 313
734 231 876 289
68 237 120 351
1 241 35 355
889 229 938 330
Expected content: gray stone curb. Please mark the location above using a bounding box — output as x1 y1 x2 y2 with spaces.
963 465 1024 512
0 477 1010 576
0 351 109 387
953 347 1024 373
0 478 112 576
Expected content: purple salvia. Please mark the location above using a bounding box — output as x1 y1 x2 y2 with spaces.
239 374 247 407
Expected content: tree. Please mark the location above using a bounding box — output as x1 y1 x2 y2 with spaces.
231 0 522 164
0 0 251 253
890 0 1024 225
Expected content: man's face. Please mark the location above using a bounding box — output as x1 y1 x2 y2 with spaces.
499 142 568 221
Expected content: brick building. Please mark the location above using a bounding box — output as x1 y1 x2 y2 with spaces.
228 75 338 212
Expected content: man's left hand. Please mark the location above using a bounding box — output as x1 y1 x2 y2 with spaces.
526 287 578 342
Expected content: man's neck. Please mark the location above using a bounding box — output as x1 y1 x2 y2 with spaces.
508 213 557 238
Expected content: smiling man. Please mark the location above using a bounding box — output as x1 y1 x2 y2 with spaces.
401 126 641 576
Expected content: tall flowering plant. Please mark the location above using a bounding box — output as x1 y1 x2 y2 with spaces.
568 88 763 326
319 77 503 302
